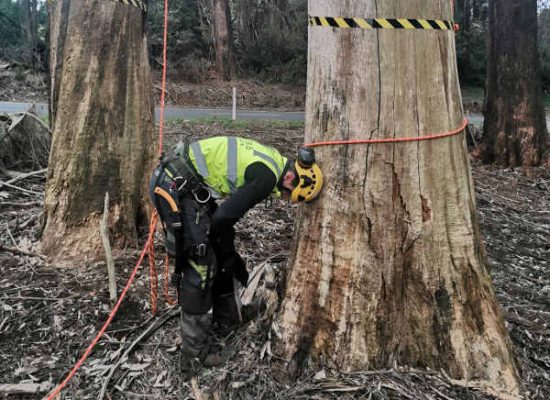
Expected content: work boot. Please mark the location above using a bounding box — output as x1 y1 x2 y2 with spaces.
179 311 211 376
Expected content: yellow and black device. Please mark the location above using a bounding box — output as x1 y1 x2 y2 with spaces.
291 147 324 203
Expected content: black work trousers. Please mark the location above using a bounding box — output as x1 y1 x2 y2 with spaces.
173 194 248 358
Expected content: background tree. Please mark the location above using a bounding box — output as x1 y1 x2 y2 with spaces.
455 0 488 85
145 0 307 84
148 0 210 82
482 0 548 166
42 0 155 261
212 0 234 80
277 0 520 396
21 0 38 70
539 6 550 93
235 0 307 84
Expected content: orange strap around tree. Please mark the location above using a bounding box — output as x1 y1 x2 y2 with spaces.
304 118 468 148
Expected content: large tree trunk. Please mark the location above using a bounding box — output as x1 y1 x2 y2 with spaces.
482 0 548 166
43 0 155 262
277 0 520 396
212 0 234 80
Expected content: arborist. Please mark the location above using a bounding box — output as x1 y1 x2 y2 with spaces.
149 136 323 373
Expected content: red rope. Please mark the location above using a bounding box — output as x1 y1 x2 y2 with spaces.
148 0 170 315
304 118 468 148
147 216 159 316
46 215 157 400
46 0 171 395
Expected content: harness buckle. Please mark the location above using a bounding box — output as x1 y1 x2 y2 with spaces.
193 188 211 204
193 244 207 257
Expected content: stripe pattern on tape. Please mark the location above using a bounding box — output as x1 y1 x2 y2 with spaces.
309 16 453 30
116 0 147 11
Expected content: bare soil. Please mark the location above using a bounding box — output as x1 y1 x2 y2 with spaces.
0 122 548 399
0 63 47 103
154 73 306 111
0 65 305 111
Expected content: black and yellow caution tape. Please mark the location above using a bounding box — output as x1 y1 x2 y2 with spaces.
309 16 453 30
116 0 147 11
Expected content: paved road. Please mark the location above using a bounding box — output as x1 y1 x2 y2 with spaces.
0 101 305 122
1 101 548 128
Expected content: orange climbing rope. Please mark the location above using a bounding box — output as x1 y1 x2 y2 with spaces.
304 118 468 148
146 0 176 315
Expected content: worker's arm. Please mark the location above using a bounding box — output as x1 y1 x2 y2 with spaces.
210 162 277 235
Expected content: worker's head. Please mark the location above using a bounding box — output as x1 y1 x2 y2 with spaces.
280 147 323 203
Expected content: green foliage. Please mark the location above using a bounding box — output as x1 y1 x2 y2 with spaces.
148 0 210 82
454 0 489 86
456 21 488 86
0 0 24 59
0 0 47 67
235 0 307 85
539 8 550 93
147 0 307 85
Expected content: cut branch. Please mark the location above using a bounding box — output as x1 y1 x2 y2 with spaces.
0 244 45 260
100 192 117 303
0 168 47 189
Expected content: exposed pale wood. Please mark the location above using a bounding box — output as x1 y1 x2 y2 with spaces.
0 381 51 394
191 378 206 400
277 0 519 397
100 192 117 303
240 261 267 305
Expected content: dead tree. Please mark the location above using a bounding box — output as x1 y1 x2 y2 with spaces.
277 0 520 397
43 0 155 261
482 0 548 166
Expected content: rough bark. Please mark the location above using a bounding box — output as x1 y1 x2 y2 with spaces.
212 0 234 80
482 0 548 167
278 0 520 397
43 0 155 262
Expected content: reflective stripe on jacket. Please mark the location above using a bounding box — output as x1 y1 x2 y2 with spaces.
187 136 287 198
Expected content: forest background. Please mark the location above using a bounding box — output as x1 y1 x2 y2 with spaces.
1 0 550 104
